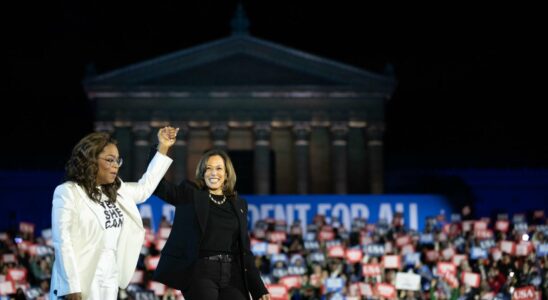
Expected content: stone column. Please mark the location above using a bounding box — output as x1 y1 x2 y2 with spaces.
172 124 189 184
253 122 271 195
367 123 385 194
331 122 348 194
113 120 132 181
211 122 229 151
132 122 151 181
293 122 311 194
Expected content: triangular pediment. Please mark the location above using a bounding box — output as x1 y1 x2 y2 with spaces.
84 35 395 92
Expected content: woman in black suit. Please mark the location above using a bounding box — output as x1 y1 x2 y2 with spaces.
152 148 270 300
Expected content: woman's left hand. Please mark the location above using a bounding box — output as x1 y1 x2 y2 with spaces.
157 126 179 154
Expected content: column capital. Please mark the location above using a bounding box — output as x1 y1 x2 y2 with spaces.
132 122 151 146
367 123 385 142
254 122 271 146
94 121 114 133
150 110 170 128
132 122 152 133
331 122 348 145
293 122 311 145
211 122 229 148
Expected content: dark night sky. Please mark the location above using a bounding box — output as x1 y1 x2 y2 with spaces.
1 2 545 170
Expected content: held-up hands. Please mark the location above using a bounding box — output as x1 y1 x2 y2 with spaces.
157 126 179 155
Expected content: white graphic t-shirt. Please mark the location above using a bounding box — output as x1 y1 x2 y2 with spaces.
93 197 124 250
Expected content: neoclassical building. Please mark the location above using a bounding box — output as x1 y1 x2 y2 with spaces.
83 8 396 195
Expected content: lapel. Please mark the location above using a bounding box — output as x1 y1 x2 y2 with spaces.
116 191 143 230
230 196 247 242
194 189 210 233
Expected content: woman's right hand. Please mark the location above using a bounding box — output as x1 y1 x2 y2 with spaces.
157 126 179 155
65 292 82 300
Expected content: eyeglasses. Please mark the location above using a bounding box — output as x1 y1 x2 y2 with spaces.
99 157 123 167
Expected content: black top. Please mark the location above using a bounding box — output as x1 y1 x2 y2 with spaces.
199 194 240 257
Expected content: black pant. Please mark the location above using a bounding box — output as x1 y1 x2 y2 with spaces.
183 258 248 300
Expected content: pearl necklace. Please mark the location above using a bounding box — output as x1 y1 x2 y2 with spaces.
209 193 227 205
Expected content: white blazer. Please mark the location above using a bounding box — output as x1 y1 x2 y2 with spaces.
49 152 172 299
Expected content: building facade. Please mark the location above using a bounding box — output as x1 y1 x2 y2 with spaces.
83 14 396 195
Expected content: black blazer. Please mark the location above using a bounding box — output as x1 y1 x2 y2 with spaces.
152 178 268 299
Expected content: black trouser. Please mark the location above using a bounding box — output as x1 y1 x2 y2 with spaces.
183 258 248 300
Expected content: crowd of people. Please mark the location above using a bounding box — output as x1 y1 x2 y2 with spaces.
1 207 546 300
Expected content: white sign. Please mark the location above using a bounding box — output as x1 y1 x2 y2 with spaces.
395 272 421 291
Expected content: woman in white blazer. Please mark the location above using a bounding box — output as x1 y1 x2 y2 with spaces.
50 127 178 300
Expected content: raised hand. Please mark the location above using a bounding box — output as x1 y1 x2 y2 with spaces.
157 126 179 155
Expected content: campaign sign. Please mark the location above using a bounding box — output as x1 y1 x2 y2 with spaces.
325 277 345 293
359 283 374 297
252 242 268 256
345 248 363 264
443 272 459 289
470 247 488 260
279 275 302 290
0 281 15 296
419 233 434 245
130 270 144 284
308 252 325 264
514 223 528 233
304 241 320 251
437 262 457 276
364 244 385 257
452 254 467 266
537 243 548 257
404 253 421 266
155 239 166 251
327 245 345 258
491 248 502 261
462 272 480 288
500 241 516 255
144 255 160 271
157 227 171 239
512 286 537 300
376 283 396 299
267 284 289 300
139 194 451 232
6 268 27 283
362 264 382 277
480 239 496 250
383 255 401 269
1 254 16 264
425 250 439 262
496 220 510 232
267 243 281 255
395 272 421 291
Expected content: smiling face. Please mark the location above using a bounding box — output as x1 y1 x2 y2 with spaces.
96 143 120 185
203 155 226 194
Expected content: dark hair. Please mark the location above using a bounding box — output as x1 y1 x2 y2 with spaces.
194 149 237 196
64 132 121 203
